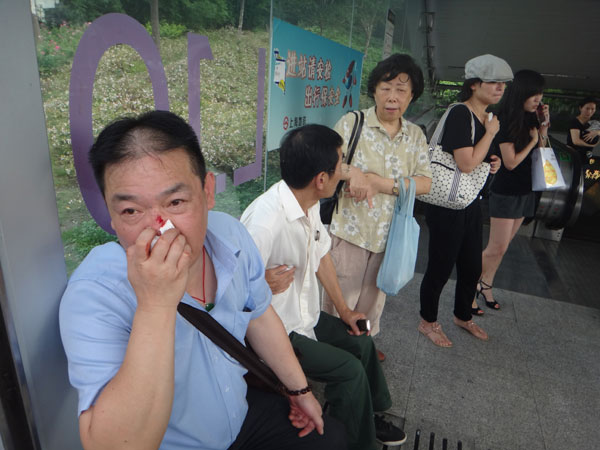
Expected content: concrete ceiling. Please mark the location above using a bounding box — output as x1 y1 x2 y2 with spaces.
415 0 600 93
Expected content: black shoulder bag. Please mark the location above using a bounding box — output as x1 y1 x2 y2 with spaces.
319 110 365 224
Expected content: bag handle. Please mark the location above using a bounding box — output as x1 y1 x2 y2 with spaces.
333 110 365 199
398 177 416 215
345 110 364 166
429 103 475 149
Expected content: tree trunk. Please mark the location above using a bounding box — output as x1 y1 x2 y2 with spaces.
238 0 245 34
361 8 378 60
150 0 160 52
364 24 372 60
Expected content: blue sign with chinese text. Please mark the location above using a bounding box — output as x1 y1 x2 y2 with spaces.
267 18 364 151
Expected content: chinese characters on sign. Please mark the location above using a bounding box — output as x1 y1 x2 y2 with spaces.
284 50 341 109
283 115 307 131
585 169 600 181
267 18 363 151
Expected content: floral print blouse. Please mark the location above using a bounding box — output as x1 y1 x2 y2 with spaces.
330 106 432 253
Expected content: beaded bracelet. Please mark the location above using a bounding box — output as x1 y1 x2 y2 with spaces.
285 384 312 396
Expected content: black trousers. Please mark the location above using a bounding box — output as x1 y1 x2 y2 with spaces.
419 200 482 323
228 387 347 450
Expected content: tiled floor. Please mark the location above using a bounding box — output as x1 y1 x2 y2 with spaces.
373 217 600 450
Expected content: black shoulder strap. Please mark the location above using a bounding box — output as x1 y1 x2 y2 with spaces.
177 303 284 395
345 110 365 166
333 110 365 199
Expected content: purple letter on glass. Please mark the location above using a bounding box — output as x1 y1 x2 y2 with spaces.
187 33 227 193
69 13 169 233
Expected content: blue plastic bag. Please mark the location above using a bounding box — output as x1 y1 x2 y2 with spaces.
376 177 420 296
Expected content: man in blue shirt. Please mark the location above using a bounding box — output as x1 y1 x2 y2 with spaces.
59 111 346 449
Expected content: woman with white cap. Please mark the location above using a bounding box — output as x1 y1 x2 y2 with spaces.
418 54 512 347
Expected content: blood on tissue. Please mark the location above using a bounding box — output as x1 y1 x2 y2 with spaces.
150 218 175 250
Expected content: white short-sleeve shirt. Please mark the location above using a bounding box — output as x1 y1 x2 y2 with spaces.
241 180 331 339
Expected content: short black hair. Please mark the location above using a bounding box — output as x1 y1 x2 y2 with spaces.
458 78 482 102
279 124 342 189
89 110 207 195
579 97 597 108
367 53 424 102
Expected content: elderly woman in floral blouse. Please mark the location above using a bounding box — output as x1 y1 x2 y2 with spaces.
323 54 432 361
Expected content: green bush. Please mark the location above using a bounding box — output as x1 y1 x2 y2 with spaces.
144 22 188 39
36 22 87 75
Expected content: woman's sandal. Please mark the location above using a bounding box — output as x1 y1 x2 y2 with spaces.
418 321 453 347
477 280 500 310
453 317 489 341
471 306 484 316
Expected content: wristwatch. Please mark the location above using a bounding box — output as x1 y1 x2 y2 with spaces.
392 178 400 196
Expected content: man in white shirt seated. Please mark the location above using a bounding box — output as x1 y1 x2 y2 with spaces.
241 124 406 450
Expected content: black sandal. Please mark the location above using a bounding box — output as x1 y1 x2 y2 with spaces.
471 306 484 316
477 280 500 310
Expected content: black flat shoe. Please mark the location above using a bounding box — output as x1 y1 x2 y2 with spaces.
471 306 484 316
477 280 500 310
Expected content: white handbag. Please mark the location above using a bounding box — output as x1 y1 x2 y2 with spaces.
417 104 490 210
531 146 566 191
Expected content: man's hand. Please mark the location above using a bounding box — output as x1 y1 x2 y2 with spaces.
339 308 368 336
489 154 501 174
246 308 323 437
127 227 192 310
265 265 296 295
288 392 324 437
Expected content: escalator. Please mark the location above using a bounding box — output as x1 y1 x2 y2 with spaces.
560 141 600 243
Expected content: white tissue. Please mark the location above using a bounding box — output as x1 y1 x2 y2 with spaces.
150 219 175 249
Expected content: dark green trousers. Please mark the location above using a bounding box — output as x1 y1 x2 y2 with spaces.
289 312 392 450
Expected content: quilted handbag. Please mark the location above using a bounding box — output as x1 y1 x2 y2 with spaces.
376 177 419 296
417 104 490 210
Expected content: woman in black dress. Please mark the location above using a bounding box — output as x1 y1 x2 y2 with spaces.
477 70 549 310
566 97 599 163
418 55 510 347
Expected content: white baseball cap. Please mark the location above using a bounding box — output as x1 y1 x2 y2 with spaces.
464 54 513 82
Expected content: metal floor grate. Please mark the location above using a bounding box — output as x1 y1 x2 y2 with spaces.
382 429 492 450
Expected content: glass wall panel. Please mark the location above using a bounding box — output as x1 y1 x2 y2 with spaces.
32 0 423 272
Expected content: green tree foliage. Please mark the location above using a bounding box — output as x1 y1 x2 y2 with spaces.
46 0 234 30
157 0 232 29
277 0 342 34
45 0 124 26
226 0 270 31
